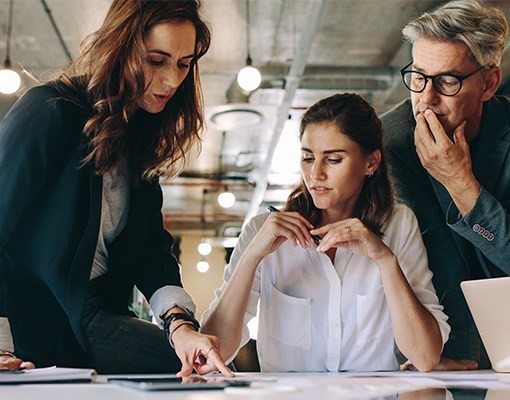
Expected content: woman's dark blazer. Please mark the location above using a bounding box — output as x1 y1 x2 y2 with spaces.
0 84 183 367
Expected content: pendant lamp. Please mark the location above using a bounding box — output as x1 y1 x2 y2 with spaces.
0 0 21 95
237 0 261 92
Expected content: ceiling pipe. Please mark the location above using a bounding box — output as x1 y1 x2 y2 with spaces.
40 0 73 64
204 64 398 80
226 65 398 103
242 0 326 226
161 180 253 189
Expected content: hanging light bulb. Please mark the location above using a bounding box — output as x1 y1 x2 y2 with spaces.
237 56 261 92
0 68 21 95
237 0 261 92
197 241 212 256
196 261 210 273
218 190 236 209
0 0 21 95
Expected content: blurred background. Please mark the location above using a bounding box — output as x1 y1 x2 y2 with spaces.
1 0 510 320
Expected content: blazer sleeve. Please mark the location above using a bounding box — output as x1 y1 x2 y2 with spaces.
0 86 77 254
132 182 184 295
137 182 197 323
447 187 510 273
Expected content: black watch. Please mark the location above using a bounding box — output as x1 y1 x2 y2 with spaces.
163 312 200 337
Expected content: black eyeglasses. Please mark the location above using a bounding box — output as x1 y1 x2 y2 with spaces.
400 61 486 96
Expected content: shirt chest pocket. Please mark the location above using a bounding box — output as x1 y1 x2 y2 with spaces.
355 285 392 346
267 285 312 350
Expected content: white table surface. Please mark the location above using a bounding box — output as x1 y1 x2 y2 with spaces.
2 370 510 399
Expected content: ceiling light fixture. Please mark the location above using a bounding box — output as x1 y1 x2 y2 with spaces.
197 241 212 256
0 0 21 95
218 187 236 209
196 260 210 273
237 0 261 92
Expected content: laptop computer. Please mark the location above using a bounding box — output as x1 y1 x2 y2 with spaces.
461 277 510 372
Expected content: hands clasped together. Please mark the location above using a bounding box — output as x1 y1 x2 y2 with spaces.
251 210 393 266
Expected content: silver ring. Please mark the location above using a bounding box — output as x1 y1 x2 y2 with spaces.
345 226 352 233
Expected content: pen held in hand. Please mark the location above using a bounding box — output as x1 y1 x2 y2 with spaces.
266 206 322 243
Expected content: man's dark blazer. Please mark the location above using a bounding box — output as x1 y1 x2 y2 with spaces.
381 97 510 365
0 84 183 367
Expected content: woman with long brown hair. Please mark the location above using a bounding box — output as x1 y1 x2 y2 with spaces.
0 0 231 376
202 93 450 372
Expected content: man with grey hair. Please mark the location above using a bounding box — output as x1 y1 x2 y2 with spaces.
381 0 509 370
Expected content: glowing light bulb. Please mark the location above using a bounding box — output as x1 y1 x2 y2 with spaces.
218 191 236 208
196 261 210 273
0 68 20 94
198 242 212 256
237 65 261 91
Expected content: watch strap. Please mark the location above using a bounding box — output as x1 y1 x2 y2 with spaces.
163 312 200 338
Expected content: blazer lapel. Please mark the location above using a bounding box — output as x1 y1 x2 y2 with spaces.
67 169 102 302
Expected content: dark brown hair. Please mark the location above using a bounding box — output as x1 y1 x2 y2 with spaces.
59 0 211 180
284 93 394 236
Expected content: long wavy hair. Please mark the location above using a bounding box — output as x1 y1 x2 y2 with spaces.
284 93 394 237
57 0 211 181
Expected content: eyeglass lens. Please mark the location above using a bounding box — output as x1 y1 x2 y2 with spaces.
402 71 461 96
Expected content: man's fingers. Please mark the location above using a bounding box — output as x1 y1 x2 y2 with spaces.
453 121 468 145
415 113 435 146
422 110 451 145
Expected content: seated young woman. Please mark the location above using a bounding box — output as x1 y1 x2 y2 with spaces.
200 93 450 372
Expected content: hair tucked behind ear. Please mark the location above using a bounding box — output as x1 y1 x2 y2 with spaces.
57 0 211 181
284 93 394 237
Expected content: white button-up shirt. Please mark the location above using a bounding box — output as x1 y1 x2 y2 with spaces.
205 204 450 372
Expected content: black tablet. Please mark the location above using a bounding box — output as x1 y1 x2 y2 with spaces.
108 376 251 391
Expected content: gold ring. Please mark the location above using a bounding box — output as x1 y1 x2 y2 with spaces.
345 226 352 233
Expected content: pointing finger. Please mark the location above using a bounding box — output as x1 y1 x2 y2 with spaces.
206 348 234 377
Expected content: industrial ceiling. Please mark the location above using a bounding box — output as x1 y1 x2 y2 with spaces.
1 0 510 247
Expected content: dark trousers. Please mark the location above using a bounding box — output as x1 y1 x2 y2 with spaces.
81 291 181 374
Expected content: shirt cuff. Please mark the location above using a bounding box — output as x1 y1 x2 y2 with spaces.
149 285 197 327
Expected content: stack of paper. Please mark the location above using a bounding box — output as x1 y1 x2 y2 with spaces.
0 366 96 384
